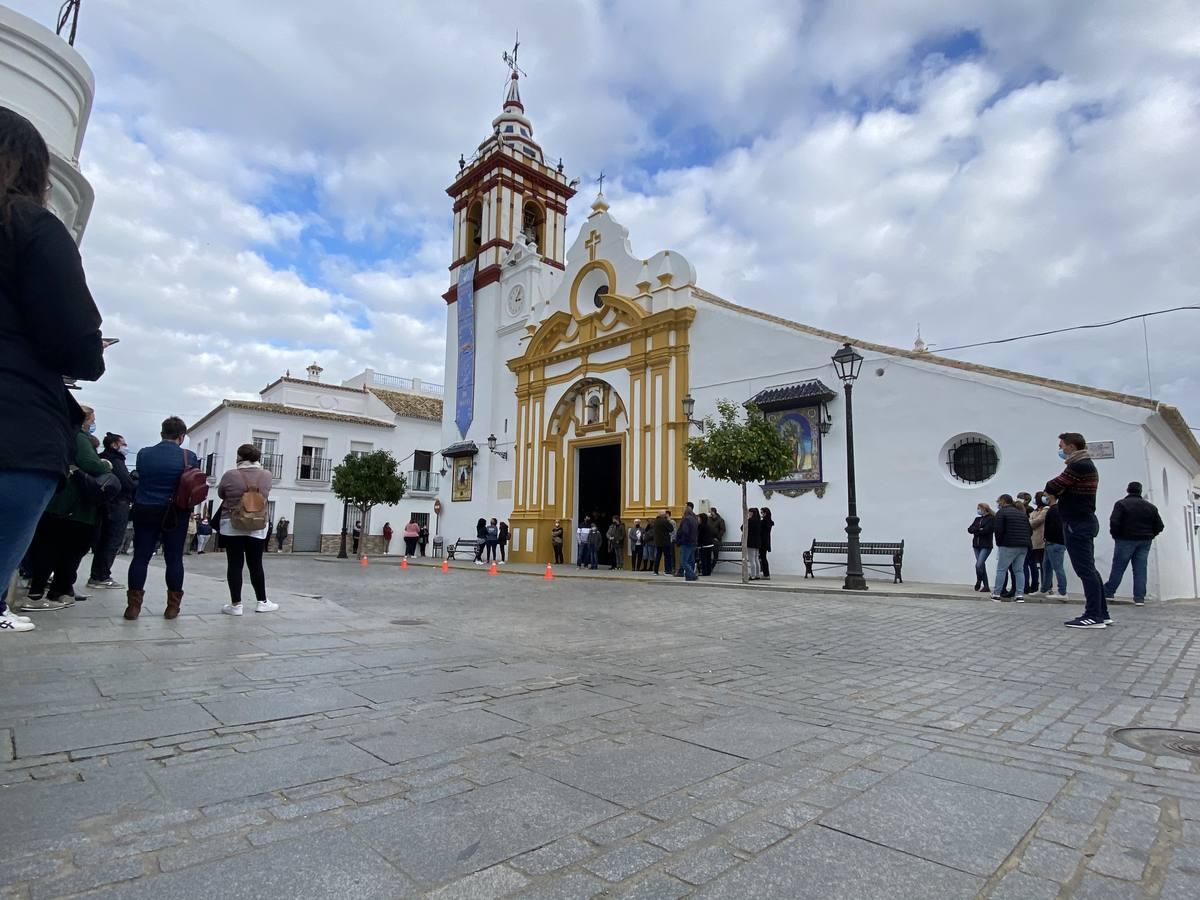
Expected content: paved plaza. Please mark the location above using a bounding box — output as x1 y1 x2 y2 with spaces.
3 555 1200 899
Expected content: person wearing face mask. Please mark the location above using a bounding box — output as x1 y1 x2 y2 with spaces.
1039 493 1069 599
1044 432 1108 628
22 406 113 609
968 502 995 592
86 432 136 590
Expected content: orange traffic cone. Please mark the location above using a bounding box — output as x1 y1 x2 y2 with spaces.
544 564 554 580
359 555 368 568
488 560 498 576
440 559 449 574
400 557 408 570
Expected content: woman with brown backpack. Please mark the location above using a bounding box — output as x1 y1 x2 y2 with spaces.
217 443 277 616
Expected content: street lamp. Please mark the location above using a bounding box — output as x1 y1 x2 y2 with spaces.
681 394 705 432
831 342 868 591
337 500 349 559
486 434 508 461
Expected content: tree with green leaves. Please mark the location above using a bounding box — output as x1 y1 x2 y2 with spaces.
331 450 406 557
685 399 794 583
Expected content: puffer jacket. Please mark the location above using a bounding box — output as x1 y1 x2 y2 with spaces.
1029 506 1048 550
993 505 1032 548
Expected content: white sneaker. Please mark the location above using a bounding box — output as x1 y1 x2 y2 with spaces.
255 600 279 613
0 618 35 632
2 609 33 624
222 603 243 616
474 560 483 566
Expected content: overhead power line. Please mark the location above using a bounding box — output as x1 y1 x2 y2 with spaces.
929 305 1200 354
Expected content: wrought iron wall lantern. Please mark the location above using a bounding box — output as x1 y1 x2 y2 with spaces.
681 394 705 432
486 434 508 461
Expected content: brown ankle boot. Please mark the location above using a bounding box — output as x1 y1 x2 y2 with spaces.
123 589 145 621
164 590 184 619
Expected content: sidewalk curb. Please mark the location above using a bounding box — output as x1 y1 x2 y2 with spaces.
310 555 1108 603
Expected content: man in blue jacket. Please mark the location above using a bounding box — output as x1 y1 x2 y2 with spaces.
124 417 199 621
676 502 700 582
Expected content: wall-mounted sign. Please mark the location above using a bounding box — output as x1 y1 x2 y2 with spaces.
1087 441 1115 460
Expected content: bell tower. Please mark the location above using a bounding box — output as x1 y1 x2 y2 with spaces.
443 49 576 304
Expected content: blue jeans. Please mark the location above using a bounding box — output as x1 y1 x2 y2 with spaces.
1042 543 1068 595
973 547 992 586
1105 538 1152 600
127 505 189 592
993 546 1027 596
0 470 59 614
1063 515 1107 621
680 545 698 581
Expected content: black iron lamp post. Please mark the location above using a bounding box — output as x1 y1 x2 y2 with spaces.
831 342 868 591
337 500 349 559
681 394 705 432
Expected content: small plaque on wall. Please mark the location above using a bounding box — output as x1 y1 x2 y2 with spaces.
497 480 513 500
1087 441 1115 460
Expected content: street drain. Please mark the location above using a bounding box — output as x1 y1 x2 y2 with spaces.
390 618 429 626
1111 727 1200 758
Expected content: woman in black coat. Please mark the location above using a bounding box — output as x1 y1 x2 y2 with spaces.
758 507 775 581
968 503 995 592
474 517 487 564
744 508 762 580
697 513 715 576
0 109 105 630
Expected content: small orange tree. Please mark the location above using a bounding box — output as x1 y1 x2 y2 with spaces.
685 400 793 583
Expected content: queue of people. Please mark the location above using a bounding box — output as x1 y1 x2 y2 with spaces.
471 517 509 565
967 432 1166 628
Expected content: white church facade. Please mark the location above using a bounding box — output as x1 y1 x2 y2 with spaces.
438 68 1200 600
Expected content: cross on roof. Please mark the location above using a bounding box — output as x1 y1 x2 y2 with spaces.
597 171 605 195
502 33 526 79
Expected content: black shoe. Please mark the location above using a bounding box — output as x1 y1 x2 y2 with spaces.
1133 600 1145 606
1064 616 1106 629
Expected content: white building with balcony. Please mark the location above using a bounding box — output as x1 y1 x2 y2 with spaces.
188 366 443 554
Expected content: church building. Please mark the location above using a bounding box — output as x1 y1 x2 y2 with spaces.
437 65 1200 599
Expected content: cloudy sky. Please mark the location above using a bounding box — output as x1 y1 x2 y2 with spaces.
9 0 1200 449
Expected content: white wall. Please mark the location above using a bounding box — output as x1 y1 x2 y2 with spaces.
686 299 1195 597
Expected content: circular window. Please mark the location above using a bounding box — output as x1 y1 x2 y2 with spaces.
593 285 609 309
943 434 999 485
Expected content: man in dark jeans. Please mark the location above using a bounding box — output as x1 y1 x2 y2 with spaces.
1044 432 1109 629
87 432 135 590
124 417 198 621
1104 482 1164 605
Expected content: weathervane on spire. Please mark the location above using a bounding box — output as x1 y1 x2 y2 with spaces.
502 32 526 79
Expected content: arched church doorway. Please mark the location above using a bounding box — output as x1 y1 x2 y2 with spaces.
577 442 621 567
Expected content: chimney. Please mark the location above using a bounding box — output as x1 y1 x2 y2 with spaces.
305 362 323 382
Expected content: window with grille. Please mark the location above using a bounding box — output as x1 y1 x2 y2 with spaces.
947 436 999 484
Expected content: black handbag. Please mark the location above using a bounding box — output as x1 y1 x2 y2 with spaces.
71 469 121 505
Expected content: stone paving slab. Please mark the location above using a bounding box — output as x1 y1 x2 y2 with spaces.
86 829 414 899
349 709 523 765
0 770 163 850
347 662 564 704
148 737 382 807
699 824 984 899
14 701 220 756
908 750 1069 802
485 685 633 725
198 685 371 726
526 735 742 807
352 772 619 884
819 770 1048 876
665 709 827 759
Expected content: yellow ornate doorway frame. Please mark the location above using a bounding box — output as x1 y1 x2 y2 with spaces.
506 261 695 563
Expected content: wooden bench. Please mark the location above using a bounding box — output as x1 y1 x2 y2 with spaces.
713 541 747 570
445 538 480 561
803 539 905 583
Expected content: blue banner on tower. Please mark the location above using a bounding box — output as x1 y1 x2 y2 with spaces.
454 259 477 438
